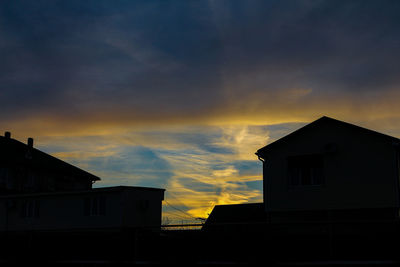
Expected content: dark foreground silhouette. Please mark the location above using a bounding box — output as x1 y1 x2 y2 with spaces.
1 220 400 266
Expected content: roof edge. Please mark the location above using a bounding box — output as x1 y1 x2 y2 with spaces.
256 116 400 158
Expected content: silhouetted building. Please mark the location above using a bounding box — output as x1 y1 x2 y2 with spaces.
0 132 99 194
203 203 266 232
0 132 165 233
0 186 165 232
256 116 400 222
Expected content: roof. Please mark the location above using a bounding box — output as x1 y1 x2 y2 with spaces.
0 135 100 181
256 116 400 158
94 185 165 192
204 203 266 228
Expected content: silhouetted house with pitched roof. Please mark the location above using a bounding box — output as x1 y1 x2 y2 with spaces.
0 132 99 194
0 132 165 232
203 117 400 262
256 116 400 222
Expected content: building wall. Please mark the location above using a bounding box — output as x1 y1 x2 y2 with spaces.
122 190 163 228
263 122 399 213
0 164 93 194
0 187 164 232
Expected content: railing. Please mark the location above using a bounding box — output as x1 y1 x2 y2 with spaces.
161 223 204 230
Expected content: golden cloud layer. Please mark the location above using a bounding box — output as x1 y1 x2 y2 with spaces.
4 87 400 143
3 88 400 222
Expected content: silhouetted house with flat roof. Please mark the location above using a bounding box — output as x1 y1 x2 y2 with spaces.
203 203 266 232
0 186 165 232
256 116 400 222
0 132 165 232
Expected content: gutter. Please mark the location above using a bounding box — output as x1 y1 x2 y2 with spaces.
256 152 265 163
393 142 400 217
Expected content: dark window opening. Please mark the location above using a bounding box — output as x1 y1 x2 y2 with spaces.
84 196 106 216
137 200 150 212
21 200 40 218
288 154 324 187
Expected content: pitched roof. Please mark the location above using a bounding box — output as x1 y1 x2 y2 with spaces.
256 116 400 158
0 135 100 181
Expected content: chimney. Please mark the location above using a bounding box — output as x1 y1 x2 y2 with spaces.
4 132 11 139
27 137 34 148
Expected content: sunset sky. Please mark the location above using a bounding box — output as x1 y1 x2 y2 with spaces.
2 0 400 222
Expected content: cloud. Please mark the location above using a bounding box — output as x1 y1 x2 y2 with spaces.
36 135 174 188
212 166 238 178
2 0 400 135
140 125 268 219
2 1 400 222
31 124 267 221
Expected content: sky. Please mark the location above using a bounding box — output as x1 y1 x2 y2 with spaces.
1 0 400 223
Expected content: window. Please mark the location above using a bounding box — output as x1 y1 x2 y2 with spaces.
84 196 106 216
137 200 150 212
21 200 40 218
27 173 36 189
288 154 324 187
0 168 8 186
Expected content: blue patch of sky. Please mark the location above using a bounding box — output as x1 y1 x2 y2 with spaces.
177 178 219 193
80 145 173 188
244 180 263 192
231 160 261 176
136 129 236 155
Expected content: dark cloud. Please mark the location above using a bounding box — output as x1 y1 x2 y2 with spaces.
7 1 400 219
216 1 400 94
1 0 400 126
